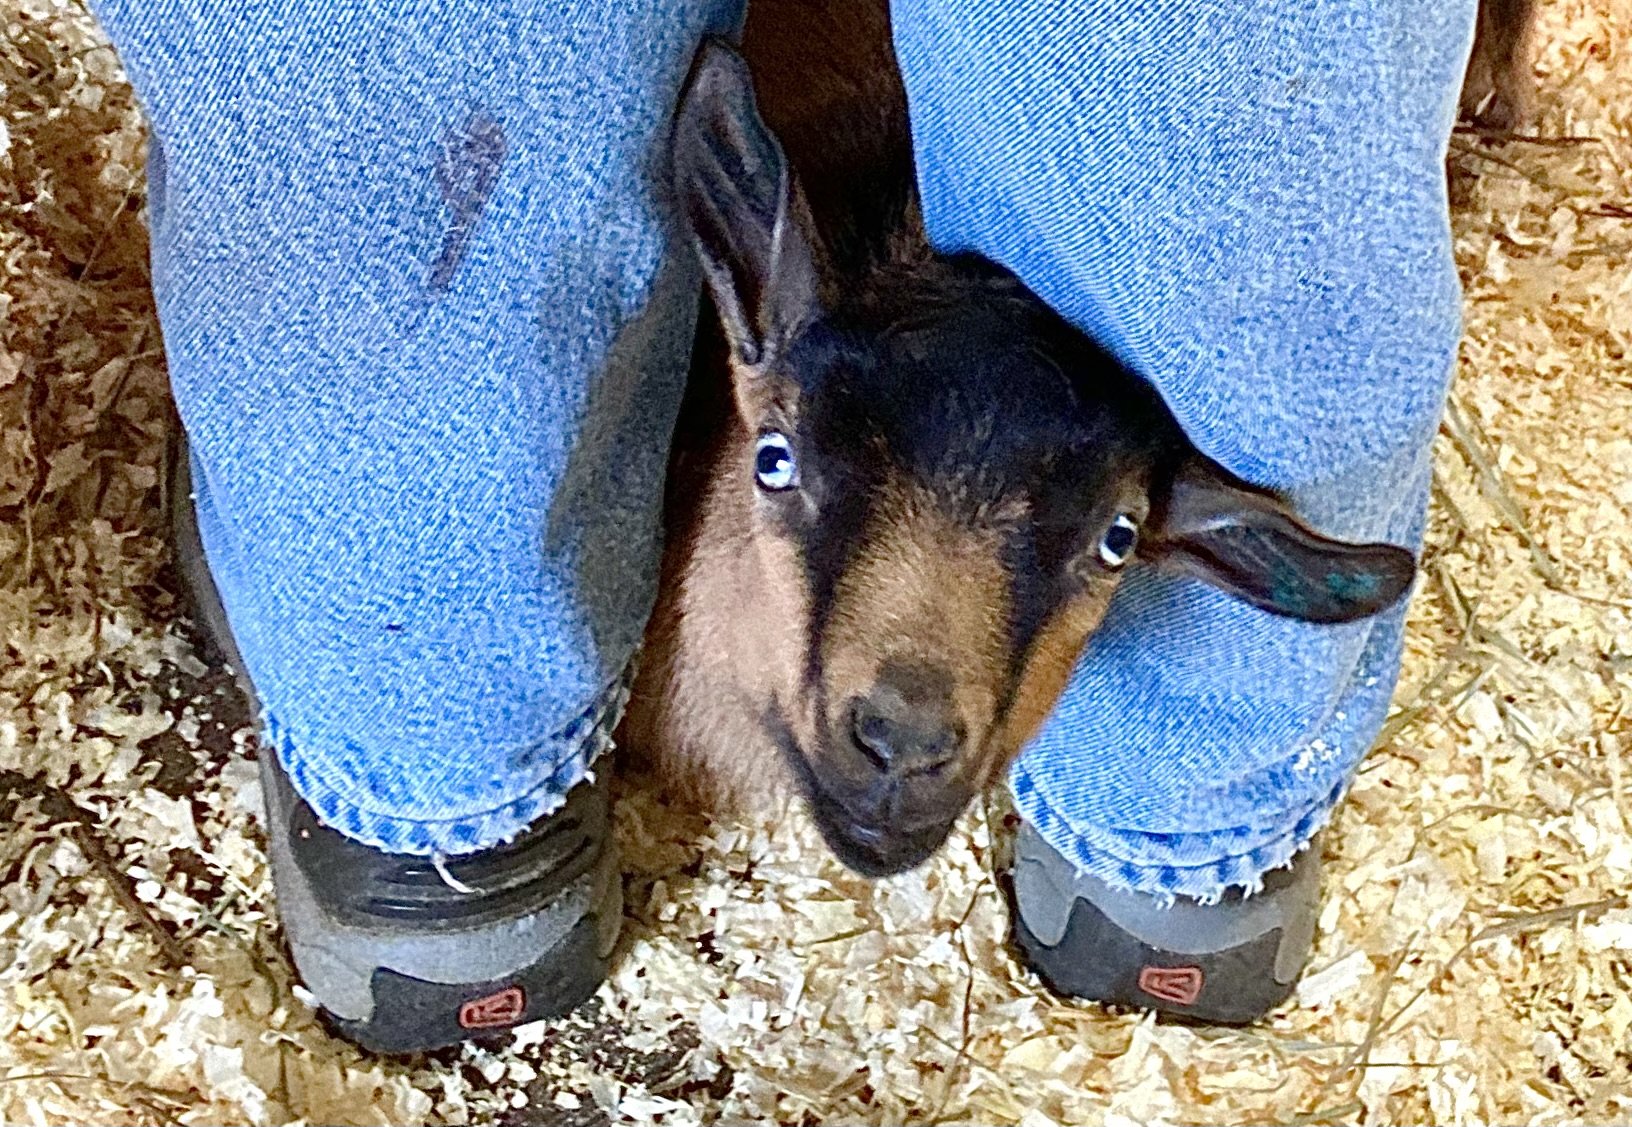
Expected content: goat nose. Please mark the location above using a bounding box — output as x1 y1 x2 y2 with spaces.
850 664 962 775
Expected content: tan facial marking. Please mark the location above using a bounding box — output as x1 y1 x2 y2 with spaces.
978 583 1120 787
622 373 813 812
819 478 1012 772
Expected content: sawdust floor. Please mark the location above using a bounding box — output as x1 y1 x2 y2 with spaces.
3 0 1631 1123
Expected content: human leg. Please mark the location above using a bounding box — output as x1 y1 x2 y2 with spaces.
93 0 740 1049
892 0 1471 1017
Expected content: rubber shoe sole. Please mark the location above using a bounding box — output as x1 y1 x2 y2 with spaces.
262 748 620 1054
1009 822 1320 1025
167 435 621 1053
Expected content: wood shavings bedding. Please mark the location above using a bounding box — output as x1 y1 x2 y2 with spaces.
3 0 1629 1122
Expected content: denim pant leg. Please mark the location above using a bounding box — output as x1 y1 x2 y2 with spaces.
91 0 741 855
892 0 1471 899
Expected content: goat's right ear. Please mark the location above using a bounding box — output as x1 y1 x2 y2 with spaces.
671 39 819 369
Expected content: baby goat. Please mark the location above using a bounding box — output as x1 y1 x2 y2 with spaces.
620 6 1425 878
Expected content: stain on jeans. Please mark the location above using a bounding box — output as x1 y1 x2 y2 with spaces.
429 109 507 294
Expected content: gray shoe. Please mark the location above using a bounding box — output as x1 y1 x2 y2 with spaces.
168 436 621 1053
1009 822 1320 1024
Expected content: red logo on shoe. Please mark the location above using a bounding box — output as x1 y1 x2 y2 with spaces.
1138 965 1204 1005
458 986 526 1029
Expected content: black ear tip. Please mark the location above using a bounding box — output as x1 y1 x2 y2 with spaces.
1385 544 1417 574
1376 542 1416 582
1379 545 1418 601
681 37 752 107
696 35 746 69
673 38 758 163
1332 543 1417 617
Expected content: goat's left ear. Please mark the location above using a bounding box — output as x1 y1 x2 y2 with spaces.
1143 460 1416 624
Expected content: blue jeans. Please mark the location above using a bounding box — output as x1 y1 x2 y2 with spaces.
894 1 1467 896
95 0 1469 897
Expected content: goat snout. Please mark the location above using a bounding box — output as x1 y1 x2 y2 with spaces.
848 662 963 777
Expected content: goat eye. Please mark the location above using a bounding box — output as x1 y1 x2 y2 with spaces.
754 431 798 491
1098 513 1140 569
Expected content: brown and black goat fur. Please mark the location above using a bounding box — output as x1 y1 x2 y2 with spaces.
616 0 1533 877
1461 0 1540 131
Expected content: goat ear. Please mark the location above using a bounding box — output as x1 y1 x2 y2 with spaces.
671 39 819 370
1143 460 1416 624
